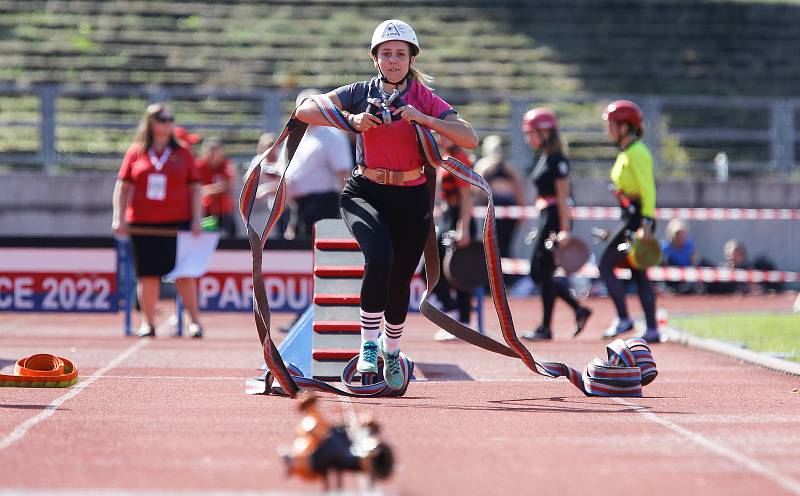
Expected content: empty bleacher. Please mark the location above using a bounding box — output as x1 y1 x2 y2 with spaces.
3 0 800 95
1 0 799 173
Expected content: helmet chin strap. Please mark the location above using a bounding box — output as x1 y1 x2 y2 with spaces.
535 129 546 150
621 125 639 149
378 68 408 88
612 123 633 149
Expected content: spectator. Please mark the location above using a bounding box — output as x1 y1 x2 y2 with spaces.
662 219 696 267
473 134 526 285
661 219 699 294
284 88 354 239
707 239 752 294
752 254 783 293
722 241 783 294
723 239 748 269
249 132 278 174
197 137 237 238
111 103 205 338
173 126 202 151
248 132 288 239
432 133 477 341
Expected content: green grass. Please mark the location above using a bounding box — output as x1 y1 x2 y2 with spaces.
671 313 800 362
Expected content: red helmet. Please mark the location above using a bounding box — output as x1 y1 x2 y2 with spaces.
521 107 558 132
602 100 643 131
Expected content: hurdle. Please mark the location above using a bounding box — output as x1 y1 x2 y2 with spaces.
115 238 186 337
116 237 133 336
310 219 363 381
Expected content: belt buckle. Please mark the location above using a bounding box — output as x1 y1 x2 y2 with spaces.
376 168 388 185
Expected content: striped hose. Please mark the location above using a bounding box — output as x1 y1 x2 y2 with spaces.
240 94 657 398
414 124 657 397
240 95 411 398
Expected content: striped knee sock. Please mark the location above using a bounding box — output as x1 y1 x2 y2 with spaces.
383 320 404 353
360 309 383 343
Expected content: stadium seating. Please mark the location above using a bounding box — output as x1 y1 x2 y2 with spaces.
1 0 799 170
4 1 800 93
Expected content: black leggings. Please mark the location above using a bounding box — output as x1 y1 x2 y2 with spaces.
598 214 657 329
292 191 341 239
340 175 432 325
529 206 580 329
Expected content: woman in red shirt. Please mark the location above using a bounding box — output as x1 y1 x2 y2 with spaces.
111 104 205 338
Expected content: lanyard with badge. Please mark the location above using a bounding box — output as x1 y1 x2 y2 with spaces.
146 147 171 201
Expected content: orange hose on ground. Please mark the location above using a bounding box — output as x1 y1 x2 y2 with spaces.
0 354 78 387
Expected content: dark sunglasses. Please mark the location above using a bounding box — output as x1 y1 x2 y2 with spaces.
153 115 174 123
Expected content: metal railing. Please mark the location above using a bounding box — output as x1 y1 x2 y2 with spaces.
1 83 797 177
508 94 799 178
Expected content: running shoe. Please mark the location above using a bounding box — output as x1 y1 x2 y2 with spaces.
357 340 379 375
135 323 156 338
572 306 593 337
379 339 405 390
521 325 552 341
602 318 635 338
641 328 662 344
188 323 204 339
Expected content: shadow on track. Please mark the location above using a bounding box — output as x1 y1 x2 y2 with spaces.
346 395 687 415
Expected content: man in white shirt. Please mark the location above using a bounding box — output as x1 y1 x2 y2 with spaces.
284 89 354 238
246 132 289 239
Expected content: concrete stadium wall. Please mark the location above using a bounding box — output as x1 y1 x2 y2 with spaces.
1 172 798 272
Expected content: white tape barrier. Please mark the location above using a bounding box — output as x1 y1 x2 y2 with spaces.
475 206 800 221
501 258 799 282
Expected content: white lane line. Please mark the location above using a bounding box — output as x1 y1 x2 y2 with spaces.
0 317 33 332
102 375 243 381
336 395 373 492
0 339 149 451
615 398 800 495
0 491 374 496
337 395 359 425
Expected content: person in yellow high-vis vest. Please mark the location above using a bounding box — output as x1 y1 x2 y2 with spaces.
599 100 660 344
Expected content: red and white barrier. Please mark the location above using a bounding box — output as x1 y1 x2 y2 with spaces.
500 258 799 282
478 206 800 221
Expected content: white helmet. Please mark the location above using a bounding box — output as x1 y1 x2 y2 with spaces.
370 19 419 55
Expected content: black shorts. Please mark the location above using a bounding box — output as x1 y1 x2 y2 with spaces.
129 221 190 277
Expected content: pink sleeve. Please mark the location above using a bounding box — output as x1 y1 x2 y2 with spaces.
418 85 455 119
118 145 138 182
429 93 455 119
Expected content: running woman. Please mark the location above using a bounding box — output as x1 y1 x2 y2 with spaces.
521 108 591 340
599 100 660 343
293 19 478 389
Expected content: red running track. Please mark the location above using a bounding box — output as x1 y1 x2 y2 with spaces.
1 293 799 495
